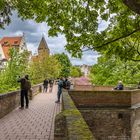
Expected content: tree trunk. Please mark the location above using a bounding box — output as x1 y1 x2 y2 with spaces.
123 0 140 15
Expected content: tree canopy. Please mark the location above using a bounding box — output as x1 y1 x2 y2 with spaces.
0 0 140 59
90 55 140 86
27 55 61 84
0 48 61 93
70 66 83 77
0 48 29 93
54 53 71 77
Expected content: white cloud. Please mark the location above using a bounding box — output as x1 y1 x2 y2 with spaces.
68 50 99 65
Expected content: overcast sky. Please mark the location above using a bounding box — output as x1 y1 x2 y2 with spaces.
0 12 107 65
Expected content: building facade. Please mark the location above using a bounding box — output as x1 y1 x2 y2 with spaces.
0 35 27 68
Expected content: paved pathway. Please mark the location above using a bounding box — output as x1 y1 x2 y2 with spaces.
0 85 61 140
74 76 92 86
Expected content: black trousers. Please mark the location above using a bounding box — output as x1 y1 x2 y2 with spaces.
20 89 29 107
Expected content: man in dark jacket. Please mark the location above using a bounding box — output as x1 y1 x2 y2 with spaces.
43 79 49 93
18 75 31 109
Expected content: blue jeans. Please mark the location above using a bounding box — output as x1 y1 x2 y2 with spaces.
57 88 62 101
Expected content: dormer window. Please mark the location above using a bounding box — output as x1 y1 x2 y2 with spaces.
14 41 18 44
4 41 8 45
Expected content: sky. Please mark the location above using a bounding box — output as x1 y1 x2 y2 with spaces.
0 12 107 65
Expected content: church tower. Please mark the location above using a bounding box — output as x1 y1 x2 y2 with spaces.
38 36 50 57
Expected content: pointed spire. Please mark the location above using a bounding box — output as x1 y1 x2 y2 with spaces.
38 36 50 55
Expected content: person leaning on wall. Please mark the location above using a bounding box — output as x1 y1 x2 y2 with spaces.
114 81 124 90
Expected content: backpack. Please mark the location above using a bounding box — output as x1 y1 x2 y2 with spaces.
65 81 71 90
63 80 71 89
25 79 31 90
62 80 67 89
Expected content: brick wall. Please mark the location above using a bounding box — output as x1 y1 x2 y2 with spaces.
80 109 131 140
74 85 114 91
74 85 95 91
68 88 140 140
54 91 95 140
131 90 140 105
74 85 136 91
0 84 42 119
0 91 20 119
69 90 131 108
29 84 43 99
131 108 140 140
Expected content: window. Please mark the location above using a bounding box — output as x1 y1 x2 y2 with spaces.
118 113 123 119
4 41 8 45
14 41 18 44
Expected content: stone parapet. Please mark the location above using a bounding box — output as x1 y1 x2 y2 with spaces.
54 90 95 140
131 89 140 105
0 83 42 119
69 90 132 108
29 83 43 100
74 85 136 91
0 90 20 119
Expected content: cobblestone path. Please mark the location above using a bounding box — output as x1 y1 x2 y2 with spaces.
0 85 61 140
74 76 92 85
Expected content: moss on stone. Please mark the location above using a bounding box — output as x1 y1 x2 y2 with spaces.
63 109 80 116
68 118 94 140
56 91 95 140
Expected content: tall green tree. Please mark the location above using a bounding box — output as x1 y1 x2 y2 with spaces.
0 48 29 93
90 55 140 86
27 55 61 84
54 53 71 77
0 0 140 59
70 66 83 78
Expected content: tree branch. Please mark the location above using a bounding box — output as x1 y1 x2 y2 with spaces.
95 27 140 48
83 27 140 52
123 0 140 15
136 39 140 55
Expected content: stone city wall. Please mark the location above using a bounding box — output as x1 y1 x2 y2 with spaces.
80 109 131 140
131 90 140 105
0 83 42 119
74 85 136 91
69 90 131 108
54 90 95 140
131 107 140 140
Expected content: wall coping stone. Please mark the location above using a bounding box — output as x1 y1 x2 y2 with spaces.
55 90 95 140
0 83 43 119
0 90 20 99
0 83 42 99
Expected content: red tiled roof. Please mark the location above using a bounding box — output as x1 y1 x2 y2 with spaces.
0 36 22 59
0 37 22 46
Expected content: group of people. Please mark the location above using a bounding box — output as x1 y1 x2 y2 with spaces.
17 75 71 109
17 75 140 108
43 79 54 93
